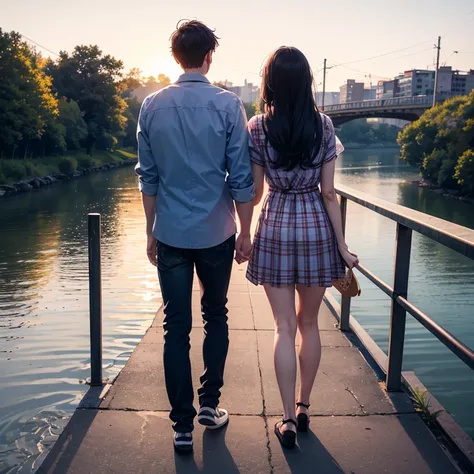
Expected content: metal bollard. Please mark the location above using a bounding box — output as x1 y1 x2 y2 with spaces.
88 213 103 386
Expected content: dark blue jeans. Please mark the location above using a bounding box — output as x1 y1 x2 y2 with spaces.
157 235 235 433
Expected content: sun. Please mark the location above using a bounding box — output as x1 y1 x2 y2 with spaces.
135 51 182 82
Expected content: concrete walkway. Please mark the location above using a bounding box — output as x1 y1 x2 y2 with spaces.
38 264 460 474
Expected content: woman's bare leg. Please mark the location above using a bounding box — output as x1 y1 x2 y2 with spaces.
295 285 326 417
264 284 297 433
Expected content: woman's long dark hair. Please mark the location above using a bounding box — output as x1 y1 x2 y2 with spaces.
261 47 323 171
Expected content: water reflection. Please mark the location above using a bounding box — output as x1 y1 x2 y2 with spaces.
0 168 161 472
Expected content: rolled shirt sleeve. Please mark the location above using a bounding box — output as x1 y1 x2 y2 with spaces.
226 98 256 203
135 99 159 196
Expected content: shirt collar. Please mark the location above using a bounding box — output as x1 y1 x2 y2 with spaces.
176 73 210 84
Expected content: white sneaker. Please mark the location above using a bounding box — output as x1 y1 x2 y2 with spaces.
197 406 229 430
173 432 193 453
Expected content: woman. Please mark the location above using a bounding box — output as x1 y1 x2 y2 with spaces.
245 47 358 449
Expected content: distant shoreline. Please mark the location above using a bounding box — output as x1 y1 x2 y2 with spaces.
414 179 474 205
342 143 400 150
0 156 137 198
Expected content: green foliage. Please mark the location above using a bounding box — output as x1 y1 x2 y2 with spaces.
122 97 141 148
454 150 474 195
58 157 77 174
338 119 401 146
0 150 136 184
0 28 60 157
410 388 442 428
120 68 143 98
77 156 96 169
95 133 118 151
47 45 127 154
0 161 27 181
243 102 259 120
58 99 87 149
398 92 474 195
115 149 137 160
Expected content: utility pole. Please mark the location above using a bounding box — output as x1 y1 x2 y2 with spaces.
433 36 441 107
322 59 333 110
322 58 327 111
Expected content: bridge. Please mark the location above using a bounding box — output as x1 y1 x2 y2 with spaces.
324 96 434 126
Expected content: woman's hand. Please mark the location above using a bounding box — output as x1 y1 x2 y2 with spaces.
339 246 359 269
235 233 252 264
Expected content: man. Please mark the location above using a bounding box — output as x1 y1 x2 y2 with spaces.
135 20 255 453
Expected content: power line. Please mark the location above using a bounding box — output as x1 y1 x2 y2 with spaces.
326 60 388 80
330 40 432 67
19 33 60 57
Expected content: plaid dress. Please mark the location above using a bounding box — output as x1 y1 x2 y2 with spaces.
246 113 345 287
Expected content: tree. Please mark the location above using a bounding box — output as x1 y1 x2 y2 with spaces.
120 68 143 98
122 96 141 148
243 102 259 120
454 150 474 195
157 74 170 87
47 45 127 154
398 91 474 195
0 29 59 158
57 98 87 149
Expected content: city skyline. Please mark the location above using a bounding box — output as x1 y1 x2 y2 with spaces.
2 0 474 91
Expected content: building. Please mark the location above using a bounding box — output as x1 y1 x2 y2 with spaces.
340 79 365 103
376 79 399 99
437 67 474 97
315 91 340 108
367 118 409 128
396 70 435 98
363 85 378 101
228 79 260 103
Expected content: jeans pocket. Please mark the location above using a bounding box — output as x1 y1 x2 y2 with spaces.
202 239 232 268
157 242 183 268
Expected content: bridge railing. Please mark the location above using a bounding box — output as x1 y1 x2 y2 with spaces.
334 184 474 391
325 95 433 112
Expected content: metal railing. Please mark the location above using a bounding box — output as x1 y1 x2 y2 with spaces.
325 95 434 112
336 184 474 391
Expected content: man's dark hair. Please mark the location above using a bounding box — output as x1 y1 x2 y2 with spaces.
171 20 219 69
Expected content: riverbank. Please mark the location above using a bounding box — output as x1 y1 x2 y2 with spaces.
415 179 474 205
0 150 137 197
342 142 400 150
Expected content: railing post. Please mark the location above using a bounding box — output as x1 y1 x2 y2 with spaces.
386 223 412 391
339 196 351 332
88 213 103 386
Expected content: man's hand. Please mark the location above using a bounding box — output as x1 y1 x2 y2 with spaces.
235 233 252 264
147 234 157 266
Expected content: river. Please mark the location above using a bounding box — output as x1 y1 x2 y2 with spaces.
0 149 473 473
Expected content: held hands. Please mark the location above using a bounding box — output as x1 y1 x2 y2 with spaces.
147 234 157 266
339 243 359 269
235 233 252 265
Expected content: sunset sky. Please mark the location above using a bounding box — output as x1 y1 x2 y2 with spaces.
2 0 474 91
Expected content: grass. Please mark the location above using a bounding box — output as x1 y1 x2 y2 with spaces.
410 387 443 428
0 149 137 185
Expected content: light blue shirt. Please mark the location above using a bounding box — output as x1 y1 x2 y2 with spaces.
136 73 255 249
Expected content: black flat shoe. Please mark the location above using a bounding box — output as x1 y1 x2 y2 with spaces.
274 419 297 449
296 402 310 432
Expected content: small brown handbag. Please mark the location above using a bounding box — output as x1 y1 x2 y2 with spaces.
332 267 361 297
